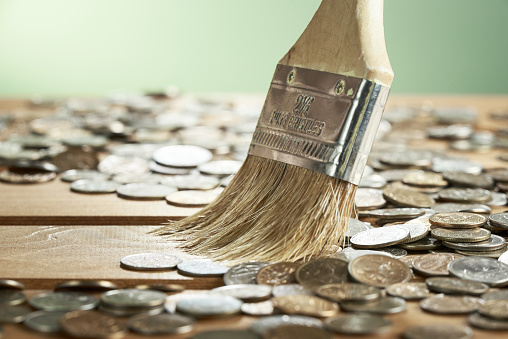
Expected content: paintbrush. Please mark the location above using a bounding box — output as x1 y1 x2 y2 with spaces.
154 0 394 263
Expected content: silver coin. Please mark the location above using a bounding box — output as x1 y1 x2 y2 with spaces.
403 323 473 339
448 256 508 286
0 279 24 290
359 174 387 189
334 247 392 262
386 282 433 300
98 155 150 175
482 289 508 301
324 313 391 335
153 145 212 168
467 312 508 331
426 277 489 295
272 284 314 297
101 289 166 308
128 313 195 335
399 236 442 250
164 291 211 314
198 160 243 177
419 294 484 314
70 179 119 194
339 296 406 314
176 295 242 318
23 311 67 333
250 315 323 336
427 124 473 140
193 329 260 339
438 188 492 203
378 169 417 182
385 223 429 243
380 150 433 167
442 171 494 189
0 305 32 323
316 283 381 302
149 160 192 175
364 208 426 219
432 157 482 175
499 251 508 265
210 284 272 303
433 203 491 214
489 212 508 229
443 234 506 252
0 290 26 306
60 169 110 183
165 189 223 207
433 106 477 124
120 253 182 271
177 260 229 277
98 303 164 317
112 172 163 184
224 261 270 285
345 218 372 238
487 192 508 206
354 189 386 210
241 300 275 316
351 226 410 249
108 143 163 159
117 183 177 200
377 247 408 258
62 135 108 148
160 174 220 190
54 280 118 291
29 292 98 311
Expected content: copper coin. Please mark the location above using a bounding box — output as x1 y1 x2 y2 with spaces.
295 258 349 290
412 253 463 276
60 310 127 338
256 262 301 286
348 255 412 288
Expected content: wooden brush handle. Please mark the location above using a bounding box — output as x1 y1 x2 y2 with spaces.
279 0 393 87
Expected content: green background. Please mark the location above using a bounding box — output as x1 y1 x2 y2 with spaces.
0 0 507 97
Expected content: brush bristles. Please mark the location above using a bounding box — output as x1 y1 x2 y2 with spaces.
152 155 357 264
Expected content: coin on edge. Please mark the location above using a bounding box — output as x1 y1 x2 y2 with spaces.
325 313 391 335
175 295 242 319
419 294 484 314
386 282 434 300
128 313 195 335
120 253 182 271
316 283 381 302
272 295 339 317
177 260 229 277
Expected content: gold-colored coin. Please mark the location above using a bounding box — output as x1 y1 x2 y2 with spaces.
402 171 448 188
256 262 301 286
60 310 127 338
316 283 381 302
272 295 339 317
430 227 491 243
478 299 508 320
382 186 435 208
348 255 412 288
429 212 487 229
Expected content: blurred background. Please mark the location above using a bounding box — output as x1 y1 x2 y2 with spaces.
0 0 507 97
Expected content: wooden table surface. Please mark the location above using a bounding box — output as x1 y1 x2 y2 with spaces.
0 95 507 338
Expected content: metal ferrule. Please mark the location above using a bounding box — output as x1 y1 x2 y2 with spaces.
248 64 390 185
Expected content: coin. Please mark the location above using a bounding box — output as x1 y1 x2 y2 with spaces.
478 299 508 320
160 174 220 190
70 179 119 194
354 188 386 210
133 284 185 293
385 223 429 243
427 124 473 140
433 202 491 214
430 212 487 228
467 312 508 331
29 292 98 311
164 290 211 314
149 161 192 175
240 300 275 316
448 256 508 286
128 313 195 335
224 261 270 285
23 310 67 333
51 148 100 171
211 284 272 303
316 283 381 302
165 189 223 207
256 262 301 286
0 290 26 306
432 157 482 174
272 284 314 297
499 251 508 265
431 227 491 242
111 172 163 185
332 247 392 262
402 324 473 339
486 168 508 182
120 253 182 271
386 282 433 300
98 155 150 175
271 295 338 317
402 171 447 187
193 329 261 339
383 186 435 208
177 260 229 277
348 254 412 288
419 294 484 314
60 169 110 182
198 160 242 177
295 258 348 290
116 183 177 200
0 305 32 323
412 253 463 276
153 145 213 168
340 296 406 314
399 236 442 250
378 169 417 182
438 188 492 203
426 277 489 295
0 280 24 290
176 295 242 319
380 150 433 167
0 163 58 184
101 289 166 309
487 192 507 206
455 248 508 258
60 310 127 338
364 207 426 219
324 313 391 335
489 212 508 229
250 315 323 336
359 174 387 188
263 325 333 339
442 234 506 252
54 280 118 291
443 171 494 189
482 289 508 301
351 226 410 249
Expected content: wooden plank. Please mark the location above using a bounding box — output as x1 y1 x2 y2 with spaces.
0 226 223 289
